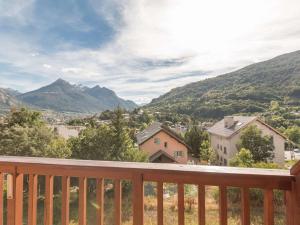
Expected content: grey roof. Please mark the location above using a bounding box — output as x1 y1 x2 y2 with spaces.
207 116 257 138
149 150 178 163
136 122 162 144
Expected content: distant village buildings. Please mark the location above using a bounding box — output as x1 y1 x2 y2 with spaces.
49 125 85 139
208 116 286 166
136 122 189 164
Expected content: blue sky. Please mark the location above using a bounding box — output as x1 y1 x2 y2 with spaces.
1 0 300 104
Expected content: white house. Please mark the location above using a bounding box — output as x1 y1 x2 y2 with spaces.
207 116 286 166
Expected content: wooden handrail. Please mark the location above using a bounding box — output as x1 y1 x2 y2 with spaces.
0 156 299 225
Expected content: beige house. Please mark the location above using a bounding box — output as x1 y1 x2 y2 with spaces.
136 122 189 164
208 116 286 166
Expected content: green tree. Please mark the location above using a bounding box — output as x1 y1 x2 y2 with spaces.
284 126 300 144
70 108 147 162
269 100 280 112
229 148 254 167
0 108 71 158
238 125 274 162
184 123 207 159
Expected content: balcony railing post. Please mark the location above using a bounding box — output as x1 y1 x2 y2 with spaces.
132 173 144 225
287 161 300 225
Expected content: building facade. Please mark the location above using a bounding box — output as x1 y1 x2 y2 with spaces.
136 122 189 164
208 116 286 166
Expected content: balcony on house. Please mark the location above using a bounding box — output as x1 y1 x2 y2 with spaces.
0 156 299 225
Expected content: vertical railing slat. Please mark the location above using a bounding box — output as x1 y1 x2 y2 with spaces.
7 174 15 225
198 185 205 225
0 173 3 225
61 176 70 225
44 175 53 225
219 186 227 225
15 173 24 225
241 187 250 225
79 177 87 225
28 174 38 225
115 179 122 225
96 178 104 225
157 182 164 225
132 173 144 225
264 189 274 225
178 183 185 225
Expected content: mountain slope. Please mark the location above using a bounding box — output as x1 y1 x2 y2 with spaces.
146 50 300 119
84 85 137 110
17 79 137 113
0 88 22 112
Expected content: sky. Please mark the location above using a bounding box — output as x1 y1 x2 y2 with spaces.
0 0 300 104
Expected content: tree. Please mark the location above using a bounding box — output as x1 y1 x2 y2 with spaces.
284 126 300 144
70 107 147 162
238 125 274 162
0 108 71 158
184 123 208 158
229 148 254 167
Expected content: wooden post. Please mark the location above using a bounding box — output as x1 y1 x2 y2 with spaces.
198 185 205 225
132 173 144 225
28 174 38 225
287 161 300 225
219 186 227 225
79 177 87 225
44 175 54 225
61 176 70 225
114 179 122 225
96 178 104 225
241 187 250 225
264 189 274 225
157 182 164 225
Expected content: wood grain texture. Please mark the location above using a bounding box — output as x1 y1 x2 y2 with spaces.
133 173 144 225
44 175 53 225
96 178 104 225
157 182 164 225
241 188 250 225
219 186 227 225
79 177 87 225
178 183 185 225
114 179 122 225
264 189 274 225
198 185 205 225
61 176 70 225
28 174 38 225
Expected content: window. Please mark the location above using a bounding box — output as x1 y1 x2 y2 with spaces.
154 138 160 145
217 144 219 149
164 142 168 148
224 159 227 165
224 147 227 154
220 145 223 151
174 151 184 157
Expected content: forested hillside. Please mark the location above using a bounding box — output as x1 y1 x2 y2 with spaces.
146 50 300 119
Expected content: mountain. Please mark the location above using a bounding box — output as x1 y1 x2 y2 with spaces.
146 50 300 119
18 79 137 113
84 85 137 110
0 88 21 112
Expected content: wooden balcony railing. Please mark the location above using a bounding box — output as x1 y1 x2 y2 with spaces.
0 156 299 225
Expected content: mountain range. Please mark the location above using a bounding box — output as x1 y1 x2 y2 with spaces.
0 79 137 113
146 50 300 119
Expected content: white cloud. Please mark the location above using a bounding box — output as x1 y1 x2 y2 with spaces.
1 0 300 104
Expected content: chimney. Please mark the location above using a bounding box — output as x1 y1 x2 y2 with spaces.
224 116 234 128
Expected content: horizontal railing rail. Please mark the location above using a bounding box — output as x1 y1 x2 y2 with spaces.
0 156 299 225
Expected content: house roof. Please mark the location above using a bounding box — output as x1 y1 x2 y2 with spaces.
136 122 189 148
207 116 287 140
149 150 179 163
